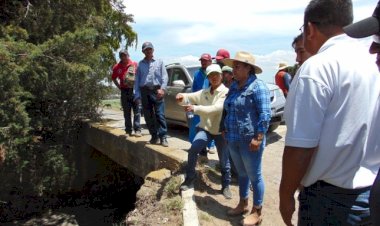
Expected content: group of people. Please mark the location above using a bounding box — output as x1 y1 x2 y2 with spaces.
112 0 380 225
113 44 272 225
177 0 380 225
112 42 170 147
177 50 271 225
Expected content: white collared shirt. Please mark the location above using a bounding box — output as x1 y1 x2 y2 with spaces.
285 34 380 189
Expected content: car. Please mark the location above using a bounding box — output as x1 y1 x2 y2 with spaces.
164 63 286 132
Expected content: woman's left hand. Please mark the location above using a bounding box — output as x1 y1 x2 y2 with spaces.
249 133 264 152
249 138 262 151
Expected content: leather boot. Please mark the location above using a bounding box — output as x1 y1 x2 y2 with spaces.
227 198 249 216
241 206 262 226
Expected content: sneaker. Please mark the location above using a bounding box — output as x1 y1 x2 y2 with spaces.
126 131 132 137
208 146 216 154
149 136 159 144
180 177 195 191
222 186 232 199
160 137 169 147
134 130 142 137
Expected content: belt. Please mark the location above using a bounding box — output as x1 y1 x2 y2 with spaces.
309 180 371 194
141 85 160 90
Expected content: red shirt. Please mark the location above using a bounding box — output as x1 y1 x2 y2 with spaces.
112 59 137 89
275 71 289 96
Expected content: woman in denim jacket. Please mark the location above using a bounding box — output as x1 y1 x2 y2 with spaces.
221 51 271 226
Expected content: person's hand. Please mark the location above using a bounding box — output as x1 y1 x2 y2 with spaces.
249 137 262 151
157 89 165 99
249 133 264 151
184 104 194 113
279 194 295 226
176 94 184 102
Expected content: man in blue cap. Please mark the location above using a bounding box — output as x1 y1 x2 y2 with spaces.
344 2 380 224
134 42 169 147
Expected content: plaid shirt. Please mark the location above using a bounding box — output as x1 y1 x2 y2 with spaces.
223 75 271 142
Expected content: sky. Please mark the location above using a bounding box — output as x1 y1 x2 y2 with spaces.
122 0 374 83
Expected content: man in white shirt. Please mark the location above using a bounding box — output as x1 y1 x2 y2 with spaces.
279 0 380 225
344 1 380 225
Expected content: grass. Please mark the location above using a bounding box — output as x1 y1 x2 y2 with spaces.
164 176 182 198
101 99 121 111
163 196 183 211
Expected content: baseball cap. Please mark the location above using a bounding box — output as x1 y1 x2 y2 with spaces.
119 49 129 57
344 1 380 38
199 53 212 61
221 65 233 73
215 49 230 60
142 42 154 51
206 64 222 76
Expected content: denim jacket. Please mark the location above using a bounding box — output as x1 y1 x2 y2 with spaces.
222 75 271 142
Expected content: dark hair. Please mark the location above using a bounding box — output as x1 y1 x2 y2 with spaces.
292 34 303 49
304 0 353 36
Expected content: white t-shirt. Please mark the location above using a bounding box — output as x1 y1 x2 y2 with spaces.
285 34 380 189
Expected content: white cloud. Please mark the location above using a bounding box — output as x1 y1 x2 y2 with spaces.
124 0 376 83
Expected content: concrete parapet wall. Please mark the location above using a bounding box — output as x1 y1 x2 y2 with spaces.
82 121 187 178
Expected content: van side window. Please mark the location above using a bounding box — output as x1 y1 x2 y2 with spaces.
172 68 189 85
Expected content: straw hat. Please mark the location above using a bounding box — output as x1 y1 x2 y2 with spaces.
278 62 288 70
222 51 262 74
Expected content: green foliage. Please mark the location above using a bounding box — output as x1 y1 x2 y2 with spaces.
0 0 137 202
163 196 183 212
287 64 300 77
163 176 182 198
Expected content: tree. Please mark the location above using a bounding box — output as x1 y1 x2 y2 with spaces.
0 0 137 204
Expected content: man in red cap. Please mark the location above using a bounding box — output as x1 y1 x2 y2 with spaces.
344 1 380 224
112 50 141 137
215 48 230 68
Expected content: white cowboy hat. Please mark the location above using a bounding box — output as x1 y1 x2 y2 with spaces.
222 51 262 74
277 62 288 70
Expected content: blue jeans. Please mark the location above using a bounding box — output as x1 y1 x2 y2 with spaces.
227 139 265 206
189 116 215 149
140 87 167 138
121 88 141 133
299 181 371 226
370 168 380 225
186 128 231 188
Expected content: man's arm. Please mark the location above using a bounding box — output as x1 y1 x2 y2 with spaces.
112 78 121 90
133 62 141 101
279 146 316 226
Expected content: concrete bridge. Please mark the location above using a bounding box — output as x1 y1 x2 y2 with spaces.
84 114 189 178
77 108 200 225
78 108 288 226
